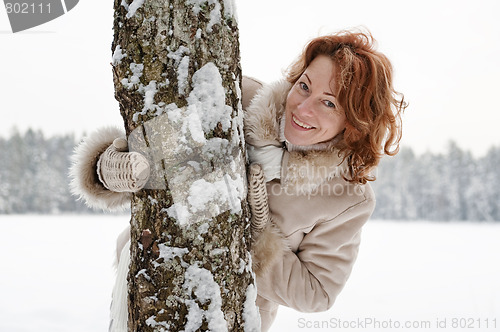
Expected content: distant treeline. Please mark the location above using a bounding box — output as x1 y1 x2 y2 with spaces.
0 129 498 221
0 129 97 214
371 142 500 221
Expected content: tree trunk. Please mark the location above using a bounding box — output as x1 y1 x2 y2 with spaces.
111 1 258 331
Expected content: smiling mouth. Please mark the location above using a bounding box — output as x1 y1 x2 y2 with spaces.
292 115 315 129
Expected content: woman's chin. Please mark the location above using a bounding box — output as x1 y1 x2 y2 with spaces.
284 133 312 146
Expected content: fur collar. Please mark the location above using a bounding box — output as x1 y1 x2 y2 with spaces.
244 79 349 195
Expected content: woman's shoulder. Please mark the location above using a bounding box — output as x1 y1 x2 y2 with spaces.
320 177 376 216
307 179 375 235
241 76 263 110
243 79 291 147
268 177 375 226
241 76 292 111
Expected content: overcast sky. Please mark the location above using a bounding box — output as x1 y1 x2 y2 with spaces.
1 0 499 156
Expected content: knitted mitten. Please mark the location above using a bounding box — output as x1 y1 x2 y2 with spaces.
97 138 150 192
247 163 270 235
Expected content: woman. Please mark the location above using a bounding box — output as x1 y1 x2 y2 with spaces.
70 29 405 331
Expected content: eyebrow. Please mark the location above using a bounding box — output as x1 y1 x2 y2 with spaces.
304 73 337 98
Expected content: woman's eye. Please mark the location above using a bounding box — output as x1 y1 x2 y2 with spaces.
299 82 309 91
324 100 336 108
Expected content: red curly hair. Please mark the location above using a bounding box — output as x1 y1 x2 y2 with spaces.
286 29 407 184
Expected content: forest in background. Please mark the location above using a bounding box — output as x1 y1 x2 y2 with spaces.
0 128 498 221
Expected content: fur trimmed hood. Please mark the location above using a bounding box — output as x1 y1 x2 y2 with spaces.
69 127 131 211
244 79 349 195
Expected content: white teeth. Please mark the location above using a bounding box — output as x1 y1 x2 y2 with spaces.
293 115 313 129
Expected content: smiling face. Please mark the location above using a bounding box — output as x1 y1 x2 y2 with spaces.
284 55 347 146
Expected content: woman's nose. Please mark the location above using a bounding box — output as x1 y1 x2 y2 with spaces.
297 97 316 116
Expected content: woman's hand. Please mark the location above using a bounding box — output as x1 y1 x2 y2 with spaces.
97 137 150 192
247 163 270 236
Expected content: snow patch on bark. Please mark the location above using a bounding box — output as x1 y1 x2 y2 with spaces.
243 283 261 332
157 244 189 267
167 46 191 96
146 309 170 331
143 81 158 113
223 0 238 22
177 56 190 96
232 74 245 147
183 265 228 332
187 62 232 134
186 0 220 33
124 0 145 18
188 174 244 214
118 62 162 122
121 62 143 89
112 45 127 65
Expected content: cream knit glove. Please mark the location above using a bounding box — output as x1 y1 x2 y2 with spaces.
96 137 150 193
247 163 270 235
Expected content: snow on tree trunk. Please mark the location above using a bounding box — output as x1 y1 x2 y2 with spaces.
111 0 258 331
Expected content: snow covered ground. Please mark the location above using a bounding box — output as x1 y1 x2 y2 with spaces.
0 215 498 332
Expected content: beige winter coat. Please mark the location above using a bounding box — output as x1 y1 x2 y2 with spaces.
69 76 375 332
243 78 375 331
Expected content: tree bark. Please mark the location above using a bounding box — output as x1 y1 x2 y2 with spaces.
111 1 257 331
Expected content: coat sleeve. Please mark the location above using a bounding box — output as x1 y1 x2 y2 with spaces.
254 197 375 313
69 126 131 211
69 77 261 211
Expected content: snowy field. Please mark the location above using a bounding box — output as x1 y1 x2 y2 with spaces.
0 215 498 332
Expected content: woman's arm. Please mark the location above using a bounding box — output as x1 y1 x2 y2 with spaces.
254 197 375 312
70 76 262 211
